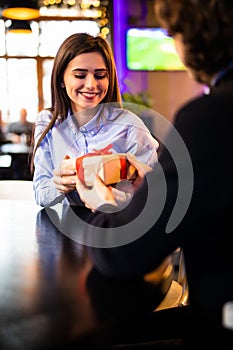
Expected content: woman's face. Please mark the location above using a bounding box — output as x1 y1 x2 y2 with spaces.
63 51 109 113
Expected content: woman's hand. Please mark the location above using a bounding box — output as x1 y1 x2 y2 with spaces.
53 156 77 194
75 153 153 211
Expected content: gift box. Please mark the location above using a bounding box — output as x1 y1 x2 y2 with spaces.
62 153 137 187
78 153 137 186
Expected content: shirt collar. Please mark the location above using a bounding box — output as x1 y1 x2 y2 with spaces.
210 61 233 87
69 105 107 136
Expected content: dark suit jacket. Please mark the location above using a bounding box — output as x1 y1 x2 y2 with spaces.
87 70 233 345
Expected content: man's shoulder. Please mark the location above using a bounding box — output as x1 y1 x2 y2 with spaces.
8 121 18 130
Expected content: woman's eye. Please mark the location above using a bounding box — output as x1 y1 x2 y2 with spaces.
74 72 108 80
75 74 86 79
94 73 108 80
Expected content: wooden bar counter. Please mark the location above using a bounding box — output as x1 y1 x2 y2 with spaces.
0 181 169 350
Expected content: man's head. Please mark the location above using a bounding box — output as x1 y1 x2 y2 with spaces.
20 108 27 124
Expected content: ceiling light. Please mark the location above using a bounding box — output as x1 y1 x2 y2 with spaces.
1 1 40 20
7 20 32 34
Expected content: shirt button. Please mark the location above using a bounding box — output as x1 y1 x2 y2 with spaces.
91 131 95 135
80 127 87 133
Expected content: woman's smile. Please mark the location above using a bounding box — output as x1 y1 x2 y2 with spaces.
63 51 109 114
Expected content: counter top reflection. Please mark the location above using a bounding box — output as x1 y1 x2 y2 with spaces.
0 181 167 350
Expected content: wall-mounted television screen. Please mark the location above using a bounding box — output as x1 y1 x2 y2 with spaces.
126 27 186 71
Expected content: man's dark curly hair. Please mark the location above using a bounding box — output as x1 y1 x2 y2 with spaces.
155 0 233 84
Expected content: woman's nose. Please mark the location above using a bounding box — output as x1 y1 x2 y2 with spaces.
85 74 97 89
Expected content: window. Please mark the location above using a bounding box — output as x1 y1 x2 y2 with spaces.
0 18 102 123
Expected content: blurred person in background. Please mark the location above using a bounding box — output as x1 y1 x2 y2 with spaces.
0 110 11 146
7 108 34 146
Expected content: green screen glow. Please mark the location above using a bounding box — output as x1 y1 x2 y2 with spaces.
126 28 186 71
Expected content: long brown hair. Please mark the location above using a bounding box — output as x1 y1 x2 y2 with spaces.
31 33 122 172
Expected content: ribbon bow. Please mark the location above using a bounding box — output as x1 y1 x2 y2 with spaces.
75 144 113 184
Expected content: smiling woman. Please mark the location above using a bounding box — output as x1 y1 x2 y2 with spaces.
62 51 110 115
31 32 160 209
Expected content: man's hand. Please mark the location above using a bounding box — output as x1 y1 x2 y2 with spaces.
126 154 153 190
76 175 117 212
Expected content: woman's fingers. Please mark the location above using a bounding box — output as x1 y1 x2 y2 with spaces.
53 167 76 193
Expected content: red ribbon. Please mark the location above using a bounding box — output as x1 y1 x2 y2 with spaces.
76 144 113 184
119 157 127 180
92 143 113 155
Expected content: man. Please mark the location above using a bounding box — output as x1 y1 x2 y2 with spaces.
70 0 233 348
7 108 34 145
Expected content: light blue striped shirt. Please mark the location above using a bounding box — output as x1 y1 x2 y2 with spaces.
33 104 159 207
